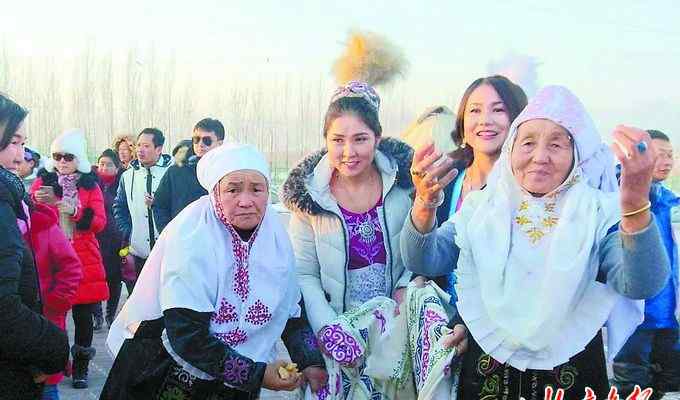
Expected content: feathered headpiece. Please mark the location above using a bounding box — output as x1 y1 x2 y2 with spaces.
330 31 408 111
487 53 540 97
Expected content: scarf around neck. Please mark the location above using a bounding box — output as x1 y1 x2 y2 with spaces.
57 172 80 200
97 171 117 188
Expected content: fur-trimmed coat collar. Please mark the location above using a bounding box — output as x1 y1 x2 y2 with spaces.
36 168 98 198
282 137 413 216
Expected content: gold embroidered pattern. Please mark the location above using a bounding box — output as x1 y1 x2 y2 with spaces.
514 199 559 244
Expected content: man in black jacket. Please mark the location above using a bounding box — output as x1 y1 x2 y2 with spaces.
153 118 225 233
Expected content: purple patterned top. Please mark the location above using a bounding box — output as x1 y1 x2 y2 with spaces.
339 199 389 309
338 199 387 270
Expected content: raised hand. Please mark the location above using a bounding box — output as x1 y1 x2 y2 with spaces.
411 142 457 203
410 142 457 233
610 125 656 232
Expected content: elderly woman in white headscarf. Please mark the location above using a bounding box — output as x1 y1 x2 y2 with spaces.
401 86 670 399
101 143 326 399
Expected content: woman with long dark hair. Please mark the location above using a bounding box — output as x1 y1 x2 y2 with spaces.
421 76 528 298
439 75 527 221
0 93 69 399
403 85 668 398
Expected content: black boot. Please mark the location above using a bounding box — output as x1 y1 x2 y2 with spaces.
71 344 96 389
105 313 115 328
105 301 118 328
93 303 104 331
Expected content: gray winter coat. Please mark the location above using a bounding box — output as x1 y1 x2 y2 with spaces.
282 138 414 333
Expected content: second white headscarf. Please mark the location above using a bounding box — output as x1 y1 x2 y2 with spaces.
454 86 642 371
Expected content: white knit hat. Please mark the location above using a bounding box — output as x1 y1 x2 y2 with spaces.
48 128 92 173
197 143 270 192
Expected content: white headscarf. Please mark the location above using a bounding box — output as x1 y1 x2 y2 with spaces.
454 85 642 371
108 143 300 377
197 142 271 193
486 85 618 192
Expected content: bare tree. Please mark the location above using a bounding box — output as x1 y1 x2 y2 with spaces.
124 47 143 135
1 43 419 185
99 52 115 145
0 41 11 92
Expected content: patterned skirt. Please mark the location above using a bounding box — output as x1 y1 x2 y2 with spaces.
99 318 255 400
457 331 609 400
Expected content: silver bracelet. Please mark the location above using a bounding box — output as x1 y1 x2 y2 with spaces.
415 192 445 209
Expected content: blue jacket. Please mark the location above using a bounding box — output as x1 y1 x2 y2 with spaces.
640 181 680 329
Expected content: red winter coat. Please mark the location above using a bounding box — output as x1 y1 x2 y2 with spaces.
26 203 82 385
31 170 109 304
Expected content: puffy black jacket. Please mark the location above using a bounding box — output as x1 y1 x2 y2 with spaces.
0 167 69 399
153 158 207 233
96 169 124 259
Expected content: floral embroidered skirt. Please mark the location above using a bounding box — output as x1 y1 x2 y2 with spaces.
99 318 255 400
457 331 609 400
309 282 460 400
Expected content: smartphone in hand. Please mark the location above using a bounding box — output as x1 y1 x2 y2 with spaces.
38 185 54 195
36 185 57 204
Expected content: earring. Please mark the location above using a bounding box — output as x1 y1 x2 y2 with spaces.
461 142 467 149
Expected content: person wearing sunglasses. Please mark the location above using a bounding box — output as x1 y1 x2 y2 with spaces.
30 128 109 390
153 118 225 233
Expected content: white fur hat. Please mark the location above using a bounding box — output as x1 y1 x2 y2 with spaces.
48 128 92 173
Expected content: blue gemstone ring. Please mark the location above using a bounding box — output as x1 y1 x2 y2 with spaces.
636 141 648 154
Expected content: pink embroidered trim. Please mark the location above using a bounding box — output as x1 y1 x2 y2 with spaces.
222 355 252 385
245 299 272 326
419 309 446 381
211 298 238 324
317 324 363 367
215 328 248 347
232 241 251 302
211 186 261 303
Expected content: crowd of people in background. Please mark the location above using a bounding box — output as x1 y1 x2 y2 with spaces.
0 72 678 399
0 106 241 400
